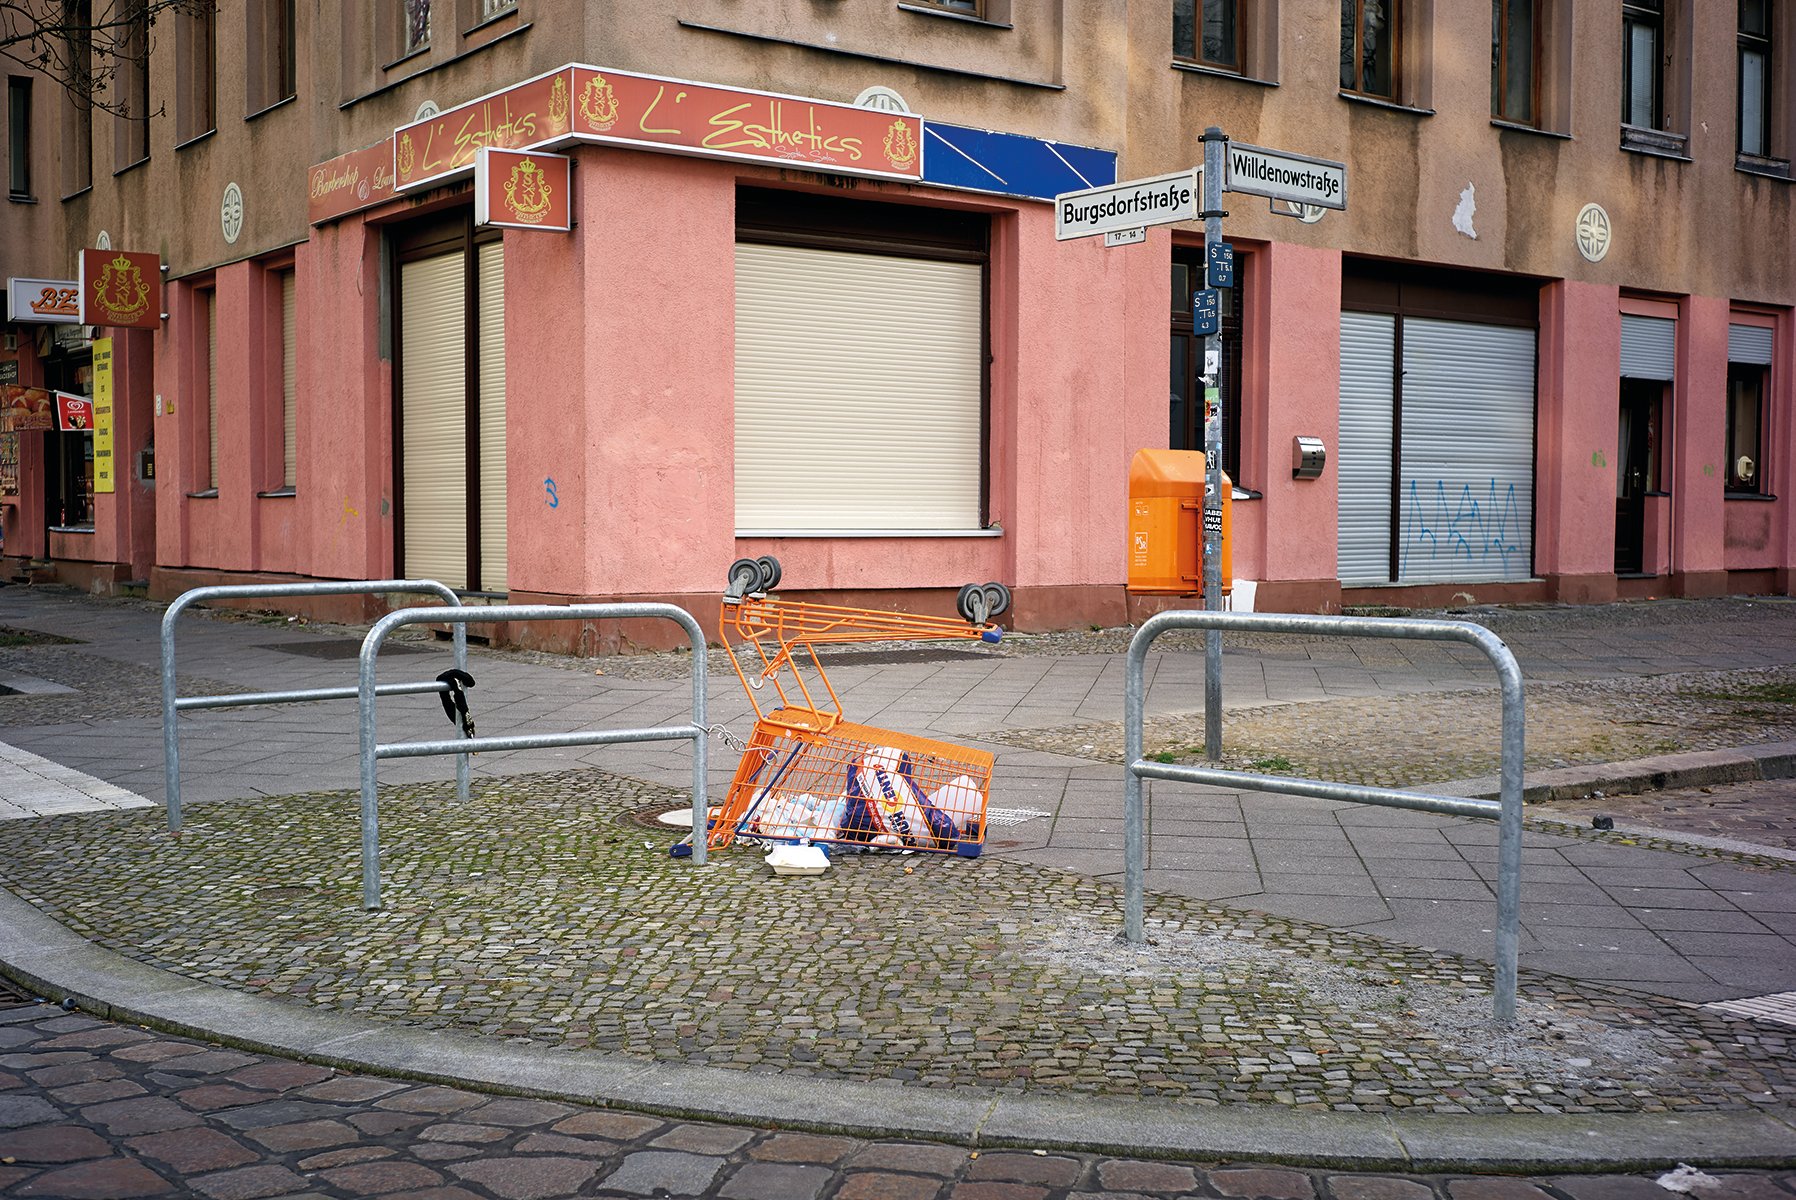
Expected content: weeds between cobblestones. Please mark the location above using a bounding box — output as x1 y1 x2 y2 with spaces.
0 769 1788 1117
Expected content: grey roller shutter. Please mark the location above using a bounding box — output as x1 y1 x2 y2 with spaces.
1728 323 1774 365
1397 318 1536 584
281 271 296 489
1337 311 1396 585
1620 314 1675 380
476 240 506 593
734 242 983 533
400 252 468 590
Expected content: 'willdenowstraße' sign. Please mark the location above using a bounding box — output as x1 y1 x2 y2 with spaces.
1224 144 1347 210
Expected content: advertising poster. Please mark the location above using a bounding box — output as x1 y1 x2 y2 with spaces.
92 337 114 494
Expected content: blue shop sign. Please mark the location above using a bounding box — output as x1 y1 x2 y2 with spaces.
922 122 1117 202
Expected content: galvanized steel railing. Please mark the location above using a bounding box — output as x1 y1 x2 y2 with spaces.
161 581 469 833
358 603 709 910
1124 610 1525 1021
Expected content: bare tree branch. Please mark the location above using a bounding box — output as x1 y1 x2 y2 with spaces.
0 0 213 118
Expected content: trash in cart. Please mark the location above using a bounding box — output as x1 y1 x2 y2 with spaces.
677 556 1010 860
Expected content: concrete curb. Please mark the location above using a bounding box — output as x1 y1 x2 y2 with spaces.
1446 740 1796 804
2 887 1792 1172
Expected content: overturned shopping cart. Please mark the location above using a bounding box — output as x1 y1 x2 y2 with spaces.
700 556 1009 858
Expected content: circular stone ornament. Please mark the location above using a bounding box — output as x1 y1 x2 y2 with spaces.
221 182 245 245
1575 202 1611 263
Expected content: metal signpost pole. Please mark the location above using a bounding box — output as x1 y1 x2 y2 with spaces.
1201 127 1228 762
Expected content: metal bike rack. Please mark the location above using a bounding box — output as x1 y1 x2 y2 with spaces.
161 580 468 833
358 603 709 910
1124 610 1525 1021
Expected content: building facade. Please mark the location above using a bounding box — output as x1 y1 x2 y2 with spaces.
1 0 1791 648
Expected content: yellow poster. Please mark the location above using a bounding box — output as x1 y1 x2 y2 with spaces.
92 337 114 494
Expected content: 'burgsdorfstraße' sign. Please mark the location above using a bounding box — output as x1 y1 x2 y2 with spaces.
1225 143 1346 210
1055 170 1199 240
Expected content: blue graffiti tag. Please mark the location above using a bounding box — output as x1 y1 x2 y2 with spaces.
544 478 559 509
1400 479 1525 577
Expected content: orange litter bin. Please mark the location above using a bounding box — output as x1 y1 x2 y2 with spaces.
699 557 1008 858
1126 447 1232 595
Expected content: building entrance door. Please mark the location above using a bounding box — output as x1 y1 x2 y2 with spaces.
1613 382 1659 575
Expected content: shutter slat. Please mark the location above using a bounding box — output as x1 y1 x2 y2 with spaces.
1337 312 1396 584
1620 314 1675 380
1728 323 1774 366
734 243 983 532
400 253 468 590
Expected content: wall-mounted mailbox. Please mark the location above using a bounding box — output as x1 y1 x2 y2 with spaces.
1292 436 1326 480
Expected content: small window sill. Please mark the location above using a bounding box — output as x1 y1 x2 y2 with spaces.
8 192 37 204
185 488 219 499
1173 61 1276 87
1725 490 1776 501
246 94 297 123
256 487 297 498
1490 118 1571 140
1339 92 1434 117
49 524 95 534
175 127 217 150
1736 154 1792 181
343 23 532 110
462 6 519 37
895 4 1012 28
1232 486 1261 501
1620 125 1689 159
60 184 92 203
381 44 433 72
112 156 150 179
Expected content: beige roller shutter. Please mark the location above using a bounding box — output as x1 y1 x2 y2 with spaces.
206 292 218 491
734 242 983 533
281 270 297 489
400 252 468 590
476 240 507 592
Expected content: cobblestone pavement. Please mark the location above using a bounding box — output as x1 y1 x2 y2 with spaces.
4 1002 1792 1200
0 771 1790 1119
1533 778 1796 853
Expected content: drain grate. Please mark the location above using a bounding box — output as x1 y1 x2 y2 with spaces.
257 639 428 660
1704 991 1796 1029
0 975 38 1010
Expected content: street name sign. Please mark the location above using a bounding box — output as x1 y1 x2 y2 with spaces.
1056 169 1199 241
1225 143 1346 210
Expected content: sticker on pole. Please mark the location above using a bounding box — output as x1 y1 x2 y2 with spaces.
1056 169 1199 241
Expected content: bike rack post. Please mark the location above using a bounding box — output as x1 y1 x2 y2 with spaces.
358 603 709 910
1123 610 1525 1022
161 581 468 833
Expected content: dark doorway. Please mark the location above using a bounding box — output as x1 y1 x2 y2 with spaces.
1614 379 1662 575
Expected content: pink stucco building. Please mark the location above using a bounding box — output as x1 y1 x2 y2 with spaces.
2 2 1791 648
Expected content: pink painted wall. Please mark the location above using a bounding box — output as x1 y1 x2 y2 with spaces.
1535 281 1622 584
1671 296 1730 582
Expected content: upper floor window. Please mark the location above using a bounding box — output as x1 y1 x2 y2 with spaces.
1341 0 1397 99
1622 0 1664 129
1175 0 1242 72
176 1 216 143
8 77 31 199
1491 0 1536 123
247 0 296 114
478 0 515 18
114 1 149 170
405 0 433 53
1740 0 1774 157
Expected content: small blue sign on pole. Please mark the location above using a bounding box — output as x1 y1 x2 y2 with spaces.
1207 242 1235 288
1192 289 1221 335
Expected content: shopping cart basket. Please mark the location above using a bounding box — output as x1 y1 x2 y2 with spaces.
704 556 1010 857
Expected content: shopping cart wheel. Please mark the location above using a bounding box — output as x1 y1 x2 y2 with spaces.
755 555 782 592
981 582 1011 618
727 558 762 598
955 583 982 623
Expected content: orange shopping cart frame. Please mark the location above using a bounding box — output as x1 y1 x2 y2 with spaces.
703 556 1010 858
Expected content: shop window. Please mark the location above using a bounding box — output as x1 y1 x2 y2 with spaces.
113 2 149 170
1490 0 1535 124
8 77 30 199
1169 248 1244 484
49 352 95 530
1727 364 1766 494
1340 0 1398 100
247 0 296 114
1621 0 1690 154
59 0 92 197
175 2 215 144
1175 0 1242 72
274 268 297 491
734 188 988 535
206 290 219 492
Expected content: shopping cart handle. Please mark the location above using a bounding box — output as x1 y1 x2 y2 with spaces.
981 628 1002 644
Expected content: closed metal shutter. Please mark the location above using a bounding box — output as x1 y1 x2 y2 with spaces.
281 271 296 489
1337 312 1396 584
1728 323 1774 365
734 242 983 533
400 252 468 590
207 292 218 491
1620 314 1675 380
476 240 506 592
1397 318 1536 583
